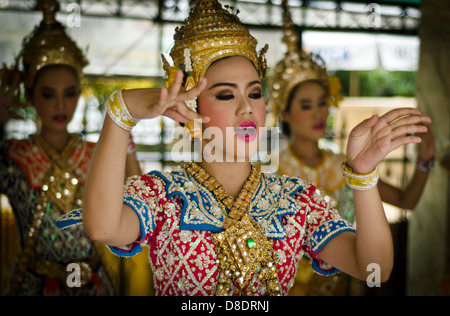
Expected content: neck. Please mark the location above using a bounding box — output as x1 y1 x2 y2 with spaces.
199 161 252 199
289 135 322 168
39 127 71 153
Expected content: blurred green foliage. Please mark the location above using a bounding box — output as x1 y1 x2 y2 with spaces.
336 69 417 97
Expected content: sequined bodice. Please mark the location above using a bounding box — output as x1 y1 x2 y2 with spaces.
104 169 355 295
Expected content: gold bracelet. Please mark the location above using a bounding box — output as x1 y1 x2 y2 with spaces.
106 89 140 131
342 162 379 191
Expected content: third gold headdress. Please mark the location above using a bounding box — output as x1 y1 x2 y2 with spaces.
162 0 268 138
269 0 340 121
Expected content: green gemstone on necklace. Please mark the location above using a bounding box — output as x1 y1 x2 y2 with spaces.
247 238 255 249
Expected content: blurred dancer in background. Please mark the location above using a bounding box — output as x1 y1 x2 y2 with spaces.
269 0 435 296
0 0 140 295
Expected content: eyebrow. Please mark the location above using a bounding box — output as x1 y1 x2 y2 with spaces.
39 85 78 92
299 94 327 103
207 80 261 90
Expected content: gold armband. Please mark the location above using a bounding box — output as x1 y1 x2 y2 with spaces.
342 162 379 191
106 89 140 131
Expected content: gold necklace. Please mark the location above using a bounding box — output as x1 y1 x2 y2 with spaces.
181 162 281 296
182 162 260 228
31 133 82 212
32 133 80 168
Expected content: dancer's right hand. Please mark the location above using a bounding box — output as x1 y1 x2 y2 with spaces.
122 70 210 124
0 67 29 124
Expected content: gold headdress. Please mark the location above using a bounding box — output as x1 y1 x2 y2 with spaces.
269 0 340 120
162 0 268 138
20 0 88 89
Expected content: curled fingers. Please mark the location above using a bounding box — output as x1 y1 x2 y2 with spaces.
167 76 210 123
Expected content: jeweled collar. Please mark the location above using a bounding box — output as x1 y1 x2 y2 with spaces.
6 133 89 189
150 166 305 239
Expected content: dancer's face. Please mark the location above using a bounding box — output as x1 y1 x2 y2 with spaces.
197 56 266 162
282 81 329 142
29 66 80 134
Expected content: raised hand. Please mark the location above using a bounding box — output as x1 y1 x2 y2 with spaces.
346 108 432 174
0 67 30 124
122 70 210 124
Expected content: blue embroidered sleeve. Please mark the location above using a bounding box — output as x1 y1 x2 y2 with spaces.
56 175 160 257
108 175 160 257
108 194 156 257
299 185 356 276
309 219 356 275
56 209 83 229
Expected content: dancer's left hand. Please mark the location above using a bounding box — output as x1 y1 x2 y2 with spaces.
346 108 432 174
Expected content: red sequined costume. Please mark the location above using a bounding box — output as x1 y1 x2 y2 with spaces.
1 135 115 295
59 166 355 296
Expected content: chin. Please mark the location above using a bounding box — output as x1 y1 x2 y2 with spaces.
43 125 69 134
231 140 259 162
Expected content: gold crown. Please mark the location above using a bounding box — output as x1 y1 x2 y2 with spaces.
20 0 88 89
162 0 268 139
162 0 268 90
269 0 329 116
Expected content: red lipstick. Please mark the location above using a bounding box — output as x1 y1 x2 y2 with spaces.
313 122 326 130
53 114 68 124
235 121 257 142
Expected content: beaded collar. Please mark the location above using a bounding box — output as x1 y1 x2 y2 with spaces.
154 165 305 239
29 134 83 211
181 162 261 229
181 162 281 296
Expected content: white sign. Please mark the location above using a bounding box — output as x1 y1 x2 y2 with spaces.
303 31 419 71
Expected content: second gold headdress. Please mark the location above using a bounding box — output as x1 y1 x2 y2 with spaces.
162 0 268 138
20 0 88 89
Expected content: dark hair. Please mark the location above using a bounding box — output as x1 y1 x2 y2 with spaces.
281 80 328 137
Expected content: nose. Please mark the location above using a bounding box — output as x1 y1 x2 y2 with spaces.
55 95 65 111
313 105 325 120
237 96 253 116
